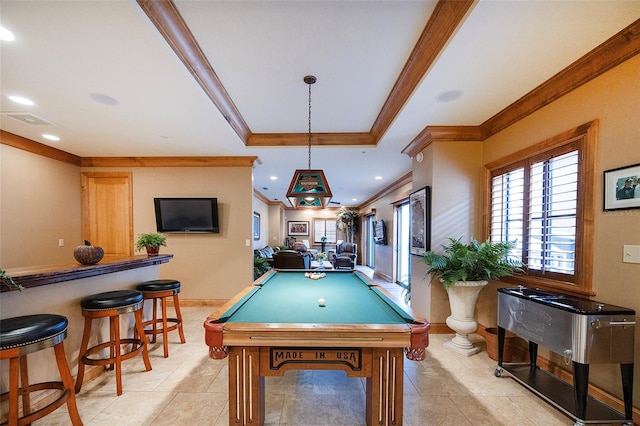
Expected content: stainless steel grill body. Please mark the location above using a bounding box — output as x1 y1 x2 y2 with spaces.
496 286 635 424
497 289 635 364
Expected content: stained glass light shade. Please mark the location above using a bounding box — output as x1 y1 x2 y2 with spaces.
286 169 333 209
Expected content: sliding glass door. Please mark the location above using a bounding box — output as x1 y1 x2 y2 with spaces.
364 214 375 268
395 202 410 288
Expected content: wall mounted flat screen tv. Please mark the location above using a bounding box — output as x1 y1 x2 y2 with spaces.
374 219 387 245
154 198 219 233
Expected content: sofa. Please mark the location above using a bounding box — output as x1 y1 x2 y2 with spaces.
254 246 276 266
291 242 316 260
333 242 357 269
272 250 312 269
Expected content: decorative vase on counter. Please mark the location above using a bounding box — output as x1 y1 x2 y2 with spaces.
443 280 487 356
73 240 104 265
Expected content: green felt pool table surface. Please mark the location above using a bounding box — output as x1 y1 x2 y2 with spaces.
204 269 430 426
220 269 413 324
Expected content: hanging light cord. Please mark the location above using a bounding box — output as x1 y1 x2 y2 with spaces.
307 79 312 170
304 75 316 170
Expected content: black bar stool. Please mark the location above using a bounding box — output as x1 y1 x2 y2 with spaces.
136 279 186 358
0 314 83 425
75 290 152 396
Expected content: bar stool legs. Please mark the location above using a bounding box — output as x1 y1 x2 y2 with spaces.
136 279 186 358
0 314 83 426
75 290 152 396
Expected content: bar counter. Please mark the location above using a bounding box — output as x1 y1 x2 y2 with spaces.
1 254 174 291
0 254 174 389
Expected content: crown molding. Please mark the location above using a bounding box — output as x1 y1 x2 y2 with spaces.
480 19 640 137
358 171 413 209
401 126 484 158
403 19 640 158
0 130 81 166
80 156 258 167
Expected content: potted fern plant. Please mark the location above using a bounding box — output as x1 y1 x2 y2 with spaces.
1 268 24 291
135 232 167 256
422 237 522 356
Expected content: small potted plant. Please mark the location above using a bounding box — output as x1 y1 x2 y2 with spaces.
1 268 24 291
422 237 523 355
135 232 167 257
254 256 271 280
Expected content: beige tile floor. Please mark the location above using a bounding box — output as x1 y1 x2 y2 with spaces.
34 275 571 426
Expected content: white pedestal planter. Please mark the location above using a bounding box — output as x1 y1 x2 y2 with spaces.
443 280 488 356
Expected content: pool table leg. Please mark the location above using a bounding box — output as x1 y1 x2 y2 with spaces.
228 347 264 425
366 348 404 426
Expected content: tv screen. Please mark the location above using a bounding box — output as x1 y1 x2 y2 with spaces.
154 198 219 233
374 220 386 245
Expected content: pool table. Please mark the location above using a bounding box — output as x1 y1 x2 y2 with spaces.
204 269 430 426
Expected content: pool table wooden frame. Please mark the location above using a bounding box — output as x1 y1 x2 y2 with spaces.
204 269 430 426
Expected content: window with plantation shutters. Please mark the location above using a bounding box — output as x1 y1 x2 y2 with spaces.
486 121 598 294
314 219 337 243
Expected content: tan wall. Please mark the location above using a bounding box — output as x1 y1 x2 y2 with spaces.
284 208 342 250
410 142 484 323
481 55 640 403
81 166 255 300
0 146 255 301
359 182 413 281
0 144 82 267
252 195 270 249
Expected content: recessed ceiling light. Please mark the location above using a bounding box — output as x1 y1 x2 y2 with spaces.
158 135 171 141
352 198 358 202
42 134 60 141
437 90 462 103
9 95 34 106
0 26 15 41
375 176 382 180
270 176 278 180
89 93 119 106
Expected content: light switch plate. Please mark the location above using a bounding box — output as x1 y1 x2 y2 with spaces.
623 245 640 264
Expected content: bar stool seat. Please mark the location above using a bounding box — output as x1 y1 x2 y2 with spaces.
75 290 151 396
0 314 82 425
136 279 186 358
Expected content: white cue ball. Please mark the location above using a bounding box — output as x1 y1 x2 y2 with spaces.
318 298 326 307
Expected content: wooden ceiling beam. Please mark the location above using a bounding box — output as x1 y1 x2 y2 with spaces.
137 0 252 144
248 133 375 147
369 0 475 142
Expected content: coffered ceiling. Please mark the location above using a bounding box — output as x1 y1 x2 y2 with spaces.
1 1 639 206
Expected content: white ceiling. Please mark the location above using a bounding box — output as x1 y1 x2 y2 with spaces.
1 1 639 207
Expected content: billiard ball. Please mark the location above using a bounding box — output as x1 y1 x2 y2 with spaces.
318 298 326 307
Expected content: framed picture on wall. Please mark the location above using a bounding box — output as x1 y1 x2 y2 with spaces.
253 212 260 240
288 221 309 236
604 163 640 211
410 186 431 256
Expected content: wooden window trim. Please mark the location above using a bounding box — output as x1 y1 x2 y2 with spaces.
484 120 598 296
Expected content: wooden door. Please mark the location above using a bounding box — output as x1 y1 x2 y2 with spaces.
81 172 133 256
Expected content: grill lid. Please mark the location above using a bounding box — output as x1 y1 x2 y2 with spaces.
498 286 635 315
